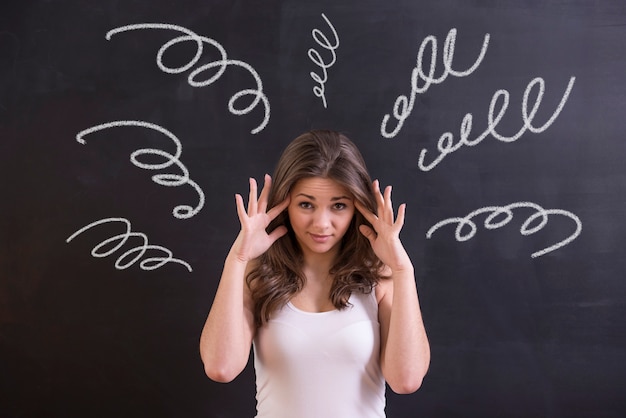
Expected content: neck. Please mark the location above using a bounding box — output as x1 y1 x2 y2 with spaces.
301 249 338 283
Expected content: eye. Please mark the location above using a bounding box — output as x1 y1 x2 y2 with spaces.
298 201 313 209
333 202 347 210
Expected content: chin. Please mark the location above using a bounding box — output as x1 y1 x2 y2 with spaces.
307 242 341 256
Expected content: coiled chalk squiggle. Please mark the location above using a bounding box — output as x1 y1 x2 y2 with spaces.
381 28 490 138
308 13 339 109
105 23 270 134
76 120 205 220
426 201 582 258
66 217 192 272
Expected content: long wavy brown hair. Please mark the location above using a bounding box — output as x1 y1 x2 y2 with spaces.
247 130 384 327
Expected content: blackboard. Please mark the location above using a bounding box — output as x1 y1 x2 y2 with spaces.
2 1 626 417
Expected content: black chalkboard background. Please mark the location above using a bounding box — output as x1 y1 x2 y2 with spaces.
2 1 626 417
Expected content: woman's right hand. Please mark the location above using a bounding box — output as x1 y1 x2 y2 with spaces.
231 174 290 263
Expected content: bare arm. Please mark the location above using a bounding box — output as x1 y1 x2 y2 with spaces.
376 266 430 393
356 180 430 393
199 175 290 382
199 251 255 382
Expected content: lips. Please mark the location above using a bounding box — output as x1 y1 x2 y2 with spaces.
309 233 332 243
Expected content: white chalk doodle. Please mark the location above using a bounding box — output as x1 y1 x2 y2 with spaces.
426 201 582 258
381 28 490 138
418 76 576 171
76 120 205 220
308 13 339 108
105 23 270 134
66 217 192 271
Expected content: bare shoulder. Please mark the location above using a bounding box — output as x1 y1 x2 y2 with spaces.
374 265 393 304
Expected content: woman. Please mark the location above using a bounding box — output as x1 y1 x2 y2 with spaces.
200 130 429 417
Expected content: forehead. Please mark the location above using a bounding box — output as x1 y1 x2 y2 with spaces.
290 177 352 198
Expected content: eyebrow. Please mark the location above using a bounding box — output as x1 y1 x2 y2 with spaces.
295 193 351 201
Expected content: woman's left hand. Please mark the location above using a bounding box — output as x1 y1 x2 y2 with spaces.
355 180 413 273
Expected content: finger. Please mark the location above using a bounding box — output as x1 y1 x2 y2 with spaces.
267 194 290 221
267 225 288 243
395 203 406 229
355 200 377 225
235 193 247 224
258 174 271 214
383 185 394 223
358 224 376 245
372 180 385 216
248 177 258 216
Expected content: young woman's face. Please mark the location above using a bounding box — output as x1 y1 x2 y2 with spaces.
287 177 355 261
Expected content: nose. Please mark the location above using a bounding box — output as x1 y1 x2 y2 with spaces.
312 208 331 230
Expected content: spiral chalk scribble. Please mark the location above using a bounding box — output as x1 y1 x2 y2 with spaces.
76 120 205 220
106 23 270 134
426 201 582 258
66 217 192 272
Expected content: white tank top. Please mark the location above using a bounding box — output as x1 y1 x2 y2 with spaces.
252 290 386 418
